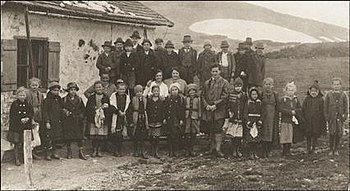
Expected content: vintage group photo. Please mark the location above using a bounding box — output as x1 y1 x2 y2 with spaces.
1 1 349 190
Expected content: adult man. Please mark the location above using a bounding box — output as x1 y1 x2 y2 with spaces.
110 37 124 85
178 35 198 84
201 64 229 158
249 42 266 90
163 40 181 79
216 40 236 81
154 38 167 75
137 39 157 86
130 31 143 52
198 40 216 87
234 42 252 92
96 41 114 77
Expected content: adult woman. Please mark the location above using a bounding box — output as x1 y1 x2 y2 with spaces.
164 67 187 96
143 70 169 99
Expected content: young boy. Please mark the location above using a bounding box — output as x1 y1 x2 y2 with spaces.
324 77 348 156
131 85 149 159
26 77 45 160
120 39 139 98
227 77 247 157
8 87 34 166
146 85 164 158
164 83 185 157
96 41 114 78
216 40 235 81
178 35 198 84
184 83 201 157
109 82 131 157
244 87 263 160
62 82 87 160
279 81 302 157
201 64 229 158
302 80 326 154
42 82 64 160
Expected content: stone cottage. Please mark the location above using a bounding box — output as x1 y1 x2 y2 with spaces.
1 1 173 156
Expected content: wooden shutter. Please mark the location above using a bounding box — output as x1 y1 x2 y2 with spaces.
1 39 17 91
47 41 60 85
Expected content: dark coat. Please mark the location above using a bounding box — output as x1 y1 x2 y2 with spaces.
137 49 157 86
227 88 247 121
261 91 280 145
62 95 86 141
133 44 144 53
233 52 249 78
9 99 34 133
178 47 198 83
85 93 110 124
243 99 263 142
146 97 165 126
279 96 304 143
249 52 266 87
162 51 181 79
110 49 124 79
302 94 326 137
198 50 217 85
154 48 167 73
216 51 236 81
96 52 115 76
120 51 139 88
42 92 64 141
201 76 229 122
164 95 185 127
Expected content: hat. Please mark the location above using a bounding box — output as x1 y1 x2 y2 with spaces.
248 86 259 98
203 40 212 48
234 77 243 86
165 40 175 49
48 81 61 90
220 40 230 48
124 39 133 47
237 42 246 50
246 37 253 46
130 31 141 39
114 37 124 45
116 79 124 84
65 82 79 91
155 38 164 44
308 80 323 96
101 41 112 48
169 82 181 93
255 42 264 49
182 35 193 43
141 39 152 46
134 85 143 93
187 83 198 93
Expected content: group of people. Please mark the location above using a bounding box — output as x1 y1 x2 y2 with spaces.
7 32 348 167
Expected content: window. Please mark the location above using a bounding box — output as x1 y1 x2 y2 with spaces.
1 38 60 92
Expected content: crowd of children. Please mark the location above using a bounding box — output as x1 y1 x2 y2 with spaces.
7 34 349 166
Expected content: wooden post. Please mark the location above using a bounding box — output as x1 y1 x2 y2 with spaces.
24 6 35 77
23 130 34 187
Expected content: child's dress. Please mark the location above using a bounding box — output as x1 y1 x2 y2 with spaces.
85 93 110 140
132 96 148 140
279 95 303 144
184 96 201 134
244 99 263 143
227 90 247 137
110 92 131 137
8 100 34 143
261 90 279 144
302 93 326 138
324 90 348 137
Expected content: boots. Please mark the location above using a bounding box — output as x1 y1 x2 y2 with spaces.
14 144 21 166
140 144 148 159
168 139 174 157
154 139 160 159
133 142 139 157
51 147 61 159
96 146 102 157
79 147 87 160
32 152 42 160
67 144 72 159
91 147 97 157
215 134 224 158
311 137 317 153
329 135 335 155
45 149 52 161
334 136 340 156
282 144 287 157
306 137 312 154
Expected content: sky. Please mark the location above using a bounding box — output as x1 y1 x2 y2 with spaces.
246 1 349 29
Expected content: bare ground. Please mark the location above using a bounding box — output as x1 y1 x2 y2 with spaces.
1 135 348 190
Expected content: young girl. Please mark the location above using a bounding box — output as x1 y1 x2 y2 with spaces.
227 77 247 158
324 77 348 156
8 87 34 166
164 83 185 157
243 87 263 160
146 85 164 159
109 82 131 157
62 82 87 160
260 77 279 158
302 80 326 154
26 77 45 160
42 82 64 160
184 83 201 157
279 81 303 157
131 85 149 159
85 81 110 157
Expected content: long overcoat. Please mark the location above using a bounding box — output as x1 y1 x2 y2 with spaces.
42 92 64 141
62 95 86 141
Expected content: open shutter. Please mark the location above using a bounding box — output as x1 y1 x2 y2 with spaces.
1 39 17 91
47 41 60 86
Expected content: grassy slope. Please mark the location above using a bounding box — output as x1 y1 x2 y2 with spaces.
142 1 349 45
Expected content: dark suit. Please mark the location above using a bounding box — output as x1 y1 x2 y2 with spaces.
216 51 236 81
137 50 157 86
96 52 115 76
178 47 198 83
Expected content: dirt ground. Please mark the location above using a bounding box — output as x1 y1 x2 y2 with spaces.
1 134 349 190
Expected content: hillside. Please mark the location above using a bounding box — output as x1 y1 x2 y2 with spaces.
142 1 348 51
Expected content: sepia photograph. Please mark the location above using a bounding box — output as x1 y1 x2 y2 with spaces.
1 1 349 190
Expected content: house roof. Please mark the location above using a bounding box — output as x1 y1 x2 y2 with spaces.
2 1 174 27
